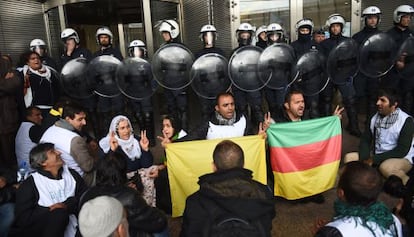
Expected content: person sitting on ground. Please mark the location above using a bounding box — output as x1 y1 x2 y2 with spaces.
40 103 97 186
180 140 275 237
154 114 187 214
0 166 17 237
344 88 414 185
159 92 269 144
10 143 87 237
314 161 403 237
79 196 129 237
80 152 168 237
15 106 43 170
98 115 156 206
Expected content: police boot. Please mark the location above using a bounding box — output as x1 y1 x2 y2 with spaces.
344 98 361 137
144 112 156 147
402 91 414 115
252 105 264 126
320 96 332 117
134 112 145 132
179 110 188 131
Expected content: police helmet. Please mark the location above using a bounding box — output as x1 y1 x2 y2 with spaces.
96 27 113 44
362 6 381 26
61 28 80 44
325 14 346 28
393 5 414 24
128 40 147 58
159 20 180 39
295 18 314 34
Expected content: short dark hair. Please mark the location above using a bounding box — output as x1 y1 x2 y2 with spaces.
30 143 55 170
22 51 40 64
213 140 244 171
96 152 127 186
62 102 85 120
215 92 234 106
377 88 400 108
25 106 41 118
338 161 382 206
284 89 304 104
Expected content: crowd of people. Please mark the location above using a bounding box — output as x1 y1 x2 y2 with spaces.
0 3 414 237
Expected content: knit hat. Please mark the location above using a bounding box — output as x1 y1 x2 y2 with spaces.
79 196 124 237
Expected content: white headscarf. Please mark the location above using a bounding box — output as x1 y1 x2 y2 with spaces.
99 115 142 161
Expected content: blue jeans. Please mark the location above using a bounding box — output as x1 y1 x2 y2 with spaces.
153 228 169 237
0 203 15 237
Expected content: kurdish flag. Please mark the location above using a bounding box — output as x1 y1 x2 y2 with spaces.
166 135 267 217
267 116 342 200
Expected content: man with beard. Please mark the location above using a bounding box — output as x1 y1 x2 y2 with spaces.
344 88 414 185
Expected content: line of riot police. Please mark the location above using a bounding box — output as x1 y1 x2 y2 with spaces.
27 4 414 144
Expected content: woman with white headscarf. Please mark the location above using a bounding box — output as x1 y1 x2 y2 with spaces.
99 115 157 206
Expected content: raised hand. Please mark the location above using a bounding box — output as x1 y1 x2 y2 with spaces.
157 130 172 148
109 131 118 151
140 130 149 151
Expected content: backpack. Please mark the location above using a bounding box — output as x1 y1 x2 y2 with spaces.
201 198 267 237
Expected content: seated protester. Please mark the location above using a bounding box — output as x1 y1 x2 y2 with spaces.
344 88 414 185
40 103 97 186
15 106 43 170
10 143 87 237
79 196 129 237
0 166 17 237
180 140 275 237
80 152 168 237
154 114 187 214
169 92 268 142
98 115 156 206
314 161 403 237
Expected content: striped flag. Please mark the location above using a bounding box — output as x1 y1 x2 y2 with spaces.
166 135 267 217
267 116 342 200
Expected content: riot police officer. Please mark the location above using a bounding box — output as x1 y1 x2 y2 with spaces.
92 27 124 138
264 23 288 119
319 14 361 137
194 24 226 123
231 23 264 128
126 40 156 146
158 19 189 130
290 18 321 118
255 25 268 49
352 6 382 121
29 39 57 70
60 28 92 66
387 5 414 114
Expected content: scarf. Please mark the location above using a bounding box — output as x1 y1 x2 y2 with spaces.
215 111 237 125
374 109 399 147
333 199 396 236
99 115 141 161
23 65 52 107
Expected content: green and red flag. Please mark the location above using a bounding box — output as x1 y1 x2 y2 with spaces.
267 116 342 199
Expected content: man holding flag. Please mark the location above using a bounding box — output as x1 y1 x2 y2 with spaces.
267 90 343 203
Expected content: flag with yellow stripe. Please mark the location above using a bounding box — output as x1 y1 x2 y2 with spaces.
267 116 341 199
166 135 267 217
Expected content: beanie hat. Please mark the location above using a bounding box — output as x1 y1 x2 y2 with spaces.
79 196 124 237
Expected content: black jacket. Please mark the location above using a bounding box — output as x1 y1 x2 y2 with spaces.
180 168 275 237
352 27 381 46
80 185 168 235
92 46 123 61
60 46 92 67
319 34 348 57
0 166 17 205
290 35 318 58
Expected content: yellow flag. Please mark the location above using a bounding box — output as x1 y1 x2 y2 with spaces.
166 135 267 217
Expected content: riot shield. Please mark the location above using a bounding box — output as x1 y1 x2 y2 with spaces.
152 43 194 90
293 50 329 96
228 46 264 92
87 55 122 98
359 33 397 78
60 57 94 99
190 53 231 99
397 36 414 80
116 57 158 100
327 39 359 85
258 43 297 90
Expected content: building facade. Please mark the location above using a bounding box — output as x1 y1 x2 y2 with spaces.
0 0 410 63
